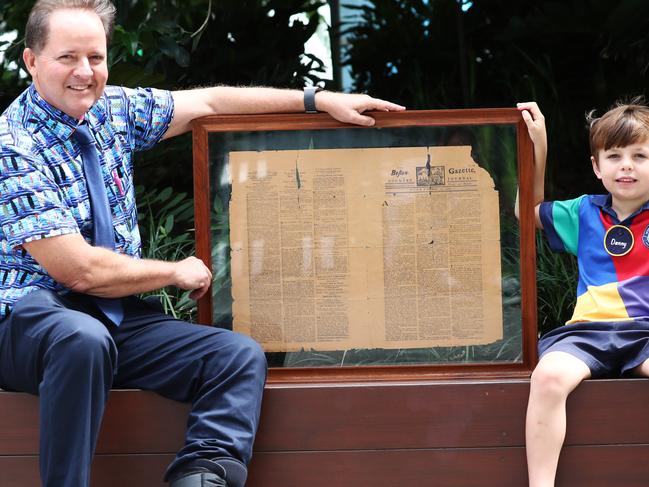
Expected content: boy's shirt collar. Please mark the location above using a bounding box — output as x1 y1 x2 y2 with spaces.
591 193 649 223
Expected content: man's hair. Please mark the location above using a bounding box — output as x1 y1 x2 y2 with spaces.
587 97 649 159
25 0 116 52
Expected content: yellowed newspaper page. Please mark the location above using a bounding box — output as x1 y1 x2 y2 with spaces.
229 146 502 351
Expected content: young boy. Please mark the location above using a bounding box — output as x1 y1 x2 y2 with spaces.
517 99 649 487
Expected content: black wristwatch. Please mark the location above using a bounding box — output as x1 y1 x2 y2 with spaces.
304 86 323 113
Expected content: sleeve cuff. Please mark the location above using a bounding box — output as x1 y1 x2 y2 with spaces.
539 201 567 252
9 226 80 251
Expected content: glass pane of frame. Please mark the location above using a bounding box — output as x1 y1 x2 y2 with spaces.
193 110 536 379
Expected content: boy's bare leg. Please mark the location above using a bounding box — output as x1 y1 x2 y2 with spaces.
526 351 591 487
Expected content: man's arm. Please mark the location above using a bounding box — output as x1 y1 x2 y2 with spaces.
23 234 212 300
162 86 406 139
515 101 547 228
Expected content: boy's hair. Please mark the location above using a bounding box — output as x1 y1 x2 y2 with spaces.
25 0 116 53
587 97 649 159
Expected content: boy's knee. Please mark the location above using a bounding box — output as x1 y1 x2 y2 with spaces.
530 363 575 398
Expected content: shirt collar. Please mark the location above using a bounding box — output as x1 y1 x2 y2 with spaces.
591 193 649 222
590 194 612 210
25 84 107 141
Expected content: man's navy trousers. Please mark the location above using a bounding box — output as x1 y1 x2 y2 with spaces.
0 289 267 487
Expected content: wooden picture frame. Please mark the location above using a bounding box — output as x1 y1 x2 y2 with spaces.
192 109 537 383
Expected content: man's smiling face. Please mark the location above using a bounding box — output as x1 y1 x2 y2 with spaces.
22 8 108 120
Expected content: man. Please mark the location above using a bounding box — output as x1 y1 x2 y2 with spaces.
0 1 405 486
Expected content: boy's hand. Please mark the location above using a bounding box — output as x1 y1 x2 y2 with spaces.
515 102 546 228
517 101 547 150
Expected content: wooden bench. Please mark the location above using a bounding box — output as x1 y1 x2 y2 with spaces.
1 378 648 486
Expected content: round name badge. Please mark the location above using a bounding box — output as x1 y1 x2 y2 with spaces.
604 225 634 256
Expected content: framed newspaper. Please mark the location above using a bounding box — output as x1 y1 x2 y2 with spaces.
191 109 537 382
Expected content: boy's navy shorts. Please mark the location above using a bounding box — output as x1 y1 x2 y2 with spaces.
538 320 649 378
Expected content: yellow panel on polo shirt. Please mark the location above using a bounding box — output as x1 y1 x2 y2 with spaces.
567 282 631 324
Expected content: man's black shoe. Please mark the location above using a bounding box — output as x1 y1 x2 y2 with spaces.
168 459 227 487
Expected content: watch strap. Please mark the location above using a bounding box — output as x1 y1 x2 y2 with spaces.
304 86 322 113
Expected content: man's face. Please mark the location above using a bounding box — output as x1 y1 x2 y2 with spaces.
22 8 108 120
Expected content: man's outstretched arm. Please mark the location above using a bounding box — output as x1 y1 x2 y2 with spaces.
163 86 406 139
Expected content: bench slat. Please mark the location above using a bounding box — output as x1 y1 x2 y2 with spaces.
0 378 647 485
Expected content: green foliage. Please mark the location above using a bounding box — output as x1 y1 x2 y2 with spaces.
500 225 577 337
136 185 197 321
535 232 578 335
0 3 31 107
108 0 327 89
210 190 232 327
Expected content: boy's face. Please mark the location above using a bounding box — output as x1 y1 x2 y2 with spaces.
592 140 649 208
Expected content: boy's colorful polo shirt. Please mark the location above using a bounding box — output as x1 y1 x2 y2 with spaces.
540 194 649 324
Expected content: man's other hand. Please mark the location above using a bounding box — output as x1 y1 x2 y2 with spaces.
173 256 213 300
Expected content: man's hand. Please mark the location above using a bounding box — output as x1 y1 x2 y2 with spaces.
315 91 405 126
173 256 213 300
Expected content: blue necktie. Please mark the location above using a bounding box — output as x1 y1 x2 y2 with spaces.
73 123 124 325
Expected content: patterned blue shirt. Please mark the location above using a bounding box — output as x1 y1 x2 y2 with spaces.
0 84 174 318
